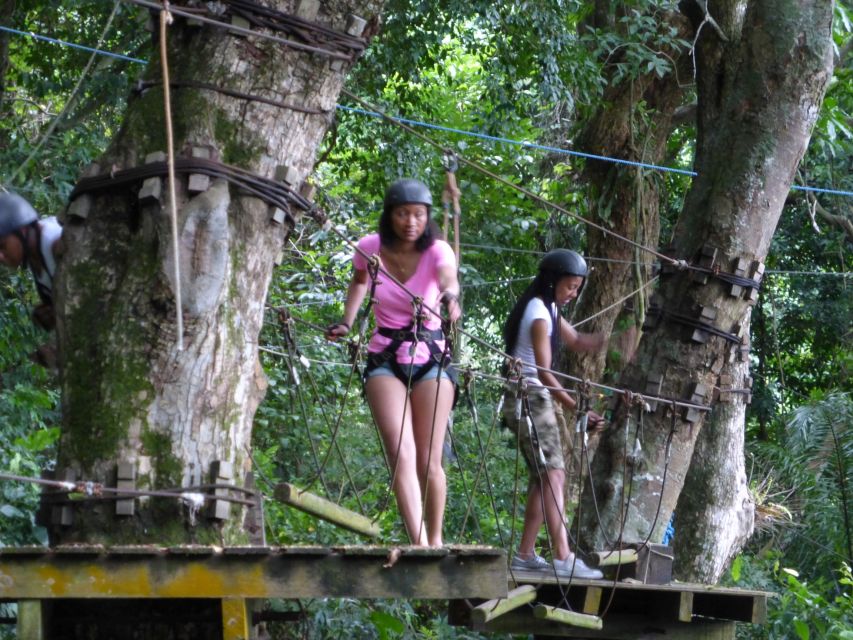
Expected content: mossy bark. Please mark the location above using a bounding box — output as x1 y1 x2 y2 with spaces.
52 0 384 546
578 0 834 562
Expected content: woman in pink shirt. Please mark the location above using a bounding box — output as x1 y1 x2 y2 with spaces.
326 179 461 546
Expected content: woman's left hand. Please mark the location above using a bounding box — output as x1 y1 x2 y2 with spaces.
440 291 462 322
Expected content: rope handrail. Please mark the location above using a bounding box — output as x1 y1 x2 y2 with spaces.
0 471 256 506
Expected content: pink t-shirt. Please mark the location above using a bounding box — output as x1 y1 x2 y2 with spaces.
353 233 456 364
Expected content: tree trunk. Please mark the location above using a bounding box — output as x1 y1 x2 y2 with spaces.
52 0 383 546
578 0 834 564
568 10 691 387
674 335 755 583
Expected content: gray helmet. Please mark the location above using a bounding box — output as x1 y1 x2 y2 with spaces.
539 249 588 279
384 178 433 213
0 193 38 237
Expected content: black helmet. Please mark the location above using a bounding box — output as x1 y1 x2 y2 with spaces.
384 178 433 213
539 249 588 279
0 193 38 237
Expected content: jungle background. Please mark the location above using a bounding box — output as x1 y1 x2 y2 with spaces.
0 0 851 638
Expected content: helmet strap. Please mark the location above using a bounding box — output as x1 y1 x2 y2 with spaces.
14 222 40 272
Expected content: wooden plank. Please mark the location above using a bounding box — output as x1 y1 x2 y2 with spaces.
471 585 536 624
0 545 506 600
17 600 44 640
275 483 381 538
533 604 603 630
507 568 771 597
221 598 249 640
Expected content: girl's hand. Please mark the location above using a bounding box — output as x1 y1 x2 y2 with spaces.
324 322 350 341
440 291 462 322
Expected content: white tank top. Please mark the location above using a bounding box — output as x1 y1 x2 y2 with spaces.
511 297 554 385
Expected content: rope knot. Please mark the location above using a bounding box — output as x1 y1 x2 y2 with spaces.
675 259 690 271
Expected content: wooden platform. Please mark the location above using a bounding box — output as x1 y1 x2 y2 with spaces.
449 567 772 639
0 544 506 601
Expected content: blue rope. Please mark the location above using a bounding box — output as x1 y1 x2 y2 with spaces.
5 23 853 199
338 104 853 198
0 25 147 64
335 104 699 176
790 184 853 197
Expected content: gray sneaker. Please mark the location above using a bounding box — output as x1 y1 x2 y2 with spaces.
510 553 551 571
552 555 603 579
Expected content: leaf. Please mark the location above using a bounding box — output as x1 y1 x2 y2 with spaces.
730 555 743 582
794 618 810 640
0 504 25 518
369 609 405 640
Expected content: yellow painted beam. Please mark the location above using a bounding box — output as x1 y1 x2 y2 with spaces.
0 545 506 601
221 598 249 640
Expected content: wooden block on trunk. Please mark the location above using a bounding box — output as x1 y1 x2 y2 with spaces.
116 461 136 517
231 15 251 33
746 260 765 304
68 194 93 220
296 0 320 21
138 177 162 204
209 460 233 521
692 245 717 284
644 372 664 411
691 306 717 343
729 257 749 297
145 151 167 165
346 14 367 36
188 173 211 194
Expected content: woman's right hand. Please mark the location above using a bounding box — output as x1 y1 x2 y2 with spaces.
324 322 350 341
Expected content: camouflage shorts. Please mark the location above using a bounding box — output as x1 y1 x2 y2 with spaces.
503 383 566 479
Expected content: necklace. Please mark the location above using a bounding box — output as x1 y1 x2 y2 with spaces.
381 247 419 282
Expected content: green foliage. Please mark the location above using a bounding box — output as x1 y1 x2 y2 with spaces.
734 555 853 640
0 273 59 547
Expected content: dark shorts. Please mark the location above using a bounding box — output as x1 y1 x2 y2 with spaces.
365 359 453 384
503 383 566 480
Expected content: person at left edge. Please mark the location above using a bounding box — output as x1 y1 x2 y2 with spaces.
325 178 461 547
0 192 62 331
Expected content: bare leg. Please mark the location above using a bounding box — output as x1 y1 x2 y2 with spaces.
517 468 570 560
411 376 455 546
518 481 544 558
366 375 425 545
541 468 570 560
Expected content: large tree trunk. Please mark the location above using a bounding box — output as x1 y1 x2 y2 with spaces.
578 0 834 569
674 339 755 582
52 0 383 546
567 9 691 386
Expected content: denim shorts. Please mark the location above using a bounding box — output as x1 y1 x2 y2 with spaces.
365 359 453 383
